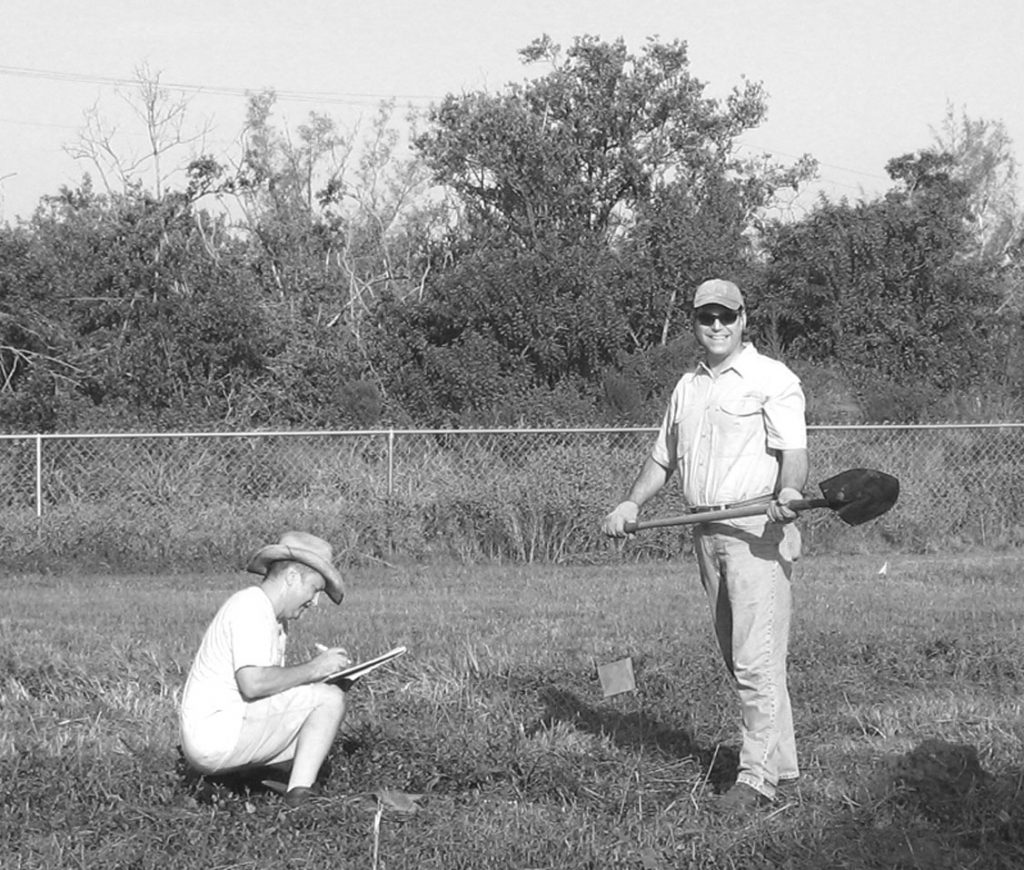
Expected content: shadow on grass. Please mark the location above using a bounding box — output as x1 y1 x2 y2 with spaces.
778 739 1024 870
531 686 738 791
174 746 334 806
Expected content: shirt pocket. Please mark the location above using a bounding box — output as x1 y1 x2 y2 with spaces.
713 395 765 456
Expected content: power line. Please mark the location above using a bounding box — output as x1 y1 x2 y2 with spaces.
0 115 80 131
734 139 890 185
0 64 439 107
0 64 894 196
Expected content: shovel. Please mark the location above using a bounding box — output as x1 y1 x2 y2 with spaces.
623 467 899 533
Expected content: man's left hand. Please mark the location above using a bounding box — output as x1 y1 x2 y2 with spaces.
767 487 803 523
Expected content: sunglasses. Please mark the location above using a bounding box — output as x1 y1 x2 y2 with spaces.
695 309 741 327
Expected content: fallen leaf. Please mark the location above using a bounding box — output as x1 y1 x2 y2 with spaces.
373 788 424 814
639 846 664 869
260 779 288 796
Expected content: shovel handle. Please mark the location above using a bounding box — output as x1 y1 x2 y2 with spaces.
623 497 829 533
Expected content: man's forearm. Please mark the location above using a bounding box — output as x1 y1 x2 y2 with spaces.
625 457 673 508
235 661 324 700
777 448 809 495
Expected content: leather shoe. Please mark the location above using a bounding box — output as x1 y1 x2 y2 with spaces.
712 783 771 814
284 784 324 808
777 775 800 793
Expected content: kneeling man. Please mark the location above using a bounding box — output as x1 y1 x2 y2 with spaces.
179 531 352 807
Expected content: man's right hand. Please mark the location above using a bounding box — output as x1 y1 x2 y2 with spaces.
312 646 353 679
602 500 639 538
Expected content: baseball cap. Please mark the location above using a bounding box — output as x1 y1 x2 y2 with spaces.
693 279 744 310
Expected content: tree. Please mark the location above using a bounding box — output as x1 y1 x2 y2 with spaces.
215 92 442 423
621 175 755 350
416 34 814 248
932 104 1021 263
378 34 816 424
369 239 624 425
0 220 87 430
929 105 1024 363
0 179 278 431
64 63 211 200
761 152 1003 421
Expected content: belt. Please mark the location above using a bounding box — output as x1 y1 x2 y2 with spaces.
687 493 774 513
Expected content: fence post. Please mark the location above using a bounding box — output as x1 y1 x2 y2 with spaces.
35 435 42 518
387 429 395 497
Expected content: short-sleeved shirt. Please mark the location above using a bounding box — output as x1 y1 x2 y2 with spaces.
179 585 287 760
651 343 806 510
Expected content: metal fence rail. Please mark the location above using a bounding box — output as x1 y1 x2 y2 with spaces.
2 424 1023 562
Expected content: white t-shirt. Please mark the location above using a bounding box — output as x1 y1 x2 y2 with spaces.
179 585 287 762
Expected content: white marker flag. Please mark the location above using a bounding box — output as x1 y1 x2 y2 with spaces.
598 657 636 697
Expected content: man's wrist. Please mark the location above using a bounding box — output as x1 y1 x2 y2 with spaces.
616 500 639 521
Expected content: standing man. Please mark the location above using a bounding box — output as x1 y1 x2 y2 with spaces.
179 531 353 808
602 279 808 813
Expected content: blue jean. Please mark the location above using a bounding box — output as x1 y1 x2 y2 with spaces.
693 519 800 799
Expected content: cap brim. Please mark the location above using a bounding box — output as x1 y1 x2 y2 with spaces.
693 297 743 310
247 545 345 604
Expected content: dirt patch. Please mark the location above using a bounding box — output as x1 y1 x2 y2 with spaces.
883 738 989 817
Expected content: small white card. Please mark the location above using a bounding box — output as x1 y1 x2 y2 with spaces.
598 657 636 697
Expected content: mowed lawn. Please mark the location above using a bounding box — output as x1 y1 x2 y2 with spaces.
3 552 1024 869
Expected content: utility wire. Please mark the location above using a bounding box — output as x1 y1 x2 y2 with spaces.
0 64 438 106
0 64 892 193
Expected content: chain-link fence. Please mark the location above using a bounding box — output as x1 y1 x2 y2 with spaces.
1 424 1022 570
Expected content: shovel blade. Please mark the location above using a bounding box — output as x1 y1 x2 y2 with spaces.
818 468 900 525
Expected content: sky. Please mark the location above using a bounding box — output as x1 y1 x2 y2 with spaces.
2 0 1022 223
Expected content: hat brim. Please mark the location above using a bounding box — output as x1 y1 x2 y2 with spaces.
693 297 743 311
247 544 345 604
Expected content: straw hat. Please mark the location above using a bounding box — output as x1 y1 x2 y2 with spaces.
246 530 344 604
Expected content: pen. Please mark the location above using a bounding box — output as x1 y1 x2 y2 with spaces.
316 643 349 659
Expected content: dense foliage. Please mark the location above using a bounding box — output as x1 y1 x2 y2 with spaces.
760 153 1007 422
0 35 1020 432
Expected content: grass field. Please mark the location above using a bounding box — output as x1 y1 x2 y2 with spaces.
4 552 1024 869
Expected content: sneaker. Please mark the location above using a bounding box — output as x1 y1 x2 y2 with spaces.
283 784 325 808
711 783 771 815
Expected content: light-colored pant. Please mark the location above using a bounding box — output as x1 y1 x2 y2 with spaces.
181 683 345 775
693 519 800 800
